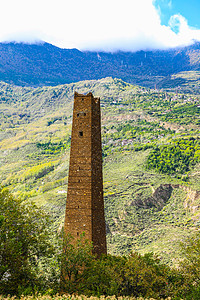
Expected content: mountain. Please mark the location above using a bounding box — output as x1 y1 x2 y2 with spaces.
0 77 199 265
1 41 200 88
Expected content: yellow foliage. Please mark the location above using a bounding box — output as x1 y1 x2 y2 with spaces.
23 161 59 181
3 160 59 185
0 138 30 150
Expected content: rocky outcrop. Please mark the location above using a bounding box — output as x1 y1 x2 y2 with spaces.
170 184 200 213
134 184 173 210
183 186 200 213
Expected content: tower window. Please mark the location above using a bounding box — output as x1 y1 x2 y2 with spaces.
77 112 86 117
79 131 83 137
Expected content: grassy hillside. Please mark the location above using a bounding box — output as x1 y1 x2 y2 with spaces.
157 70 200 94
0 77 199 265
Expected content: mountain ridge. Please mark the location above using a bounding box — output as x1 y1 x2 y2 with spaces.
1 41 200 87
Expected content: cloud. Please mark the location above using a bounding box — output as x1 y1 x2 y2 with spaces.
168 14 200 46
0 0 200 51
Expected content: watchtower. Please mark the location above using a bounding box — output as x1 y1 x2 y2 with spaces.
64 92 107 256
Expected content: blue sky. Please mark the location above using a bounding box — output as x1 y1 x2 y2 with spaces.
0 0 200 52
155 0 200 30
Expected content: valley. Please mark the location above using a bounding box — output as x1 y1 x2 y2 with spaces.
0 77 199 265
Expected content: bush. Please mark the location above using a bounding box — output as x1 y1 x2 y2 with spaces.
0 187 58 295
60 238 186 299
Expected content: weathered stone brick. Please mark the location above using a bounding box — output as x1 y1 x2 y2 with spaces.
64 92 107 256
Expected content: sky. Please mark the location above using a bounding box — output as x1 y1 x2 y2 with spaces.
1 0 200 52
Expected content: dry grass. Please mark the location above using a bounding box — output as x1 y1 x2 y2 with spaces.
0 295 172 300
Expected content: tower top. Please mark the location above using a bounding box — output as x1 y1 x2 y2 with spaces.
74 91 93 97
74 91 100 103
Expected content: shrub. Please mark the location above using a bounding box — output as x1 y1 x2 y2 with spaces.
0 187 57 295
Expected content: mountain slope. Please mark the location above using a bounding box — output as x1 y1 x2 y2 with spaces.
0 77 199 265
1 42 200 87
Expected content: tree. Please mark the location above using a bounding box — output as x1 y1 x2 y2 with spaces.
180 231 200 280
0 187 55 295
60 232 94 294
179 230 200 299
81 254 126 296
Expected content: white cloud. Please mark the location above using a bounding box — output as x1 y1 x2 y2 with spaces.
0 0 199 51
168 14 200 47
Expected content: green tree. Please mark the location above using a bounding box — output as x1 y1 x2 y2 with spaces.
60 232 94 294
181 234 200 279
179 231 200 299
146 138 200 175
0 187 55 295
121 252 185 299
82 254 126 296
85 252 186 298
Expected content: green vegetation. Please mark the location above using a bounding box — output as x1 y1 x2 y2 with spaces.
159 104 200 125
2 188 200 299
0 187 58 295
0 77 199 266
36 140 70 154
159 71 200 94
179 231 200 300
146 138 200 176
2 41 200 89
61 248 186 299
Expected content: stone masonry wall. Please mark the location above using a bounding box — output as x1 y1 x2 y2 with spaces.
64 92 107 256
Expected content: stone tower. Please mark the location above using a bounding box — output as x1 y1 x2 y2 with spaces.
64 92 107 256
